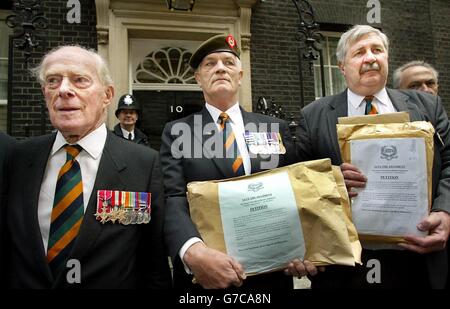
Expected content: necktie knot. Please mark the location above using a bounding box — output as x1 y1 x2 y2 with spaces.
218 112 230 130
364 95 378 115
364 95 374 104
128 132 132 140
64 144 82 161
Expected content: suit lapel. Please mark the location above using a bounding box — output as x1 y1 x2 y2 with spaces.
68 132 127 265
327 91 348 162
25 135 55 282
387 88 423 121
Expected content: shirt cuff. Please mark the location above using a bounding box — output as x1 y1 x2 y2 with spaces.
179 237 203 274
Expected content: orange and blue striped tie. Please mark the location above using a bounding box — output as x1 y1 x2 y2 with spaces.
219 113 245 176
47 144 84 277
364 95 378 115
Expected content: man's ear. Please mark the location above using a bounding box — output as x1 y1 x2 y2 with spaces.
194 71 202 88
104 86 114 107
339 62 345 76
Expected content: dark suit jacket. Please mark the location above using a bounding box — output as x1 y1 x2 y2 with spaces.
0 132 16 211
4 131 171 288
0 132 16 285
297 88 450 288
113 124 150 146
160 106 295 289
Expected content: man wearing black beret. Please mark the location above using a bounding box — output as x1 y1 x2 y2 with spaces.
160 34 319 289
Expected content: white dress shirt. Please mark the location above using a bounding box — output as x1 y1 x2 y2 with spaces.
205 102 251 175
121 127 134 140
38 124 107 252
347 88 397 116
179 102 250 273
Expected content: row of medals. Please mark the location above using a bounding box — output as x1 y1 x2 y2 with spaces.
95 203 150 225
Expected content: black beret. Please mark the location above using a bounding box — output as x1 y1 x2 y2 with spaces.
189 34 240 69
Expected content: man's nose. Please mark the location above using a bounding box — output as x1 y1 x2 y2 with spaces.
363 50 377 63
418 83 433 94
214 60 226 72
58 77 75 97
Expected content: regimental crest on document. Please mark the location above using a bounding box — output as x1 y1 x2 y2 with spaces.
380 145 398 161
248 182 264 192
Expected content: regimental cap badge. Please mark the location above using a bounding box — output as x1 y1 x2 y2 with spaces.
189 34 241 69
124 95 133 105
226 35 236 50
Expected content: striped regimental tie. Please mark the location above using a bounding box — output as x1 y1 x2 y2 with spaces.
364 95 378 115
218 112 245 176
47 144 84 277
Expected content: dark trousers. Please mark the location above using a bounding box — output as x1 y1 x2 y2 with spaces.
310 249 430 289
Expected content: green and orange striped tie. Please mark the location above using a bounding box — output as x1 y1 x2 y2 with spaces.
219 112 245 176
47 144 84 277
364 95 378 115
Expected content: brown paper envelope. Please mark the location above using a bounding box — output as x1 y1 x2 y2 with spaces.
187 159 362 274
337 121 435 243
338 112 410 125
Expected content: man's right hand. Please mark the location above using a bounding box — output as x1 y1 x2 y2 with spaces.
183 242 246 289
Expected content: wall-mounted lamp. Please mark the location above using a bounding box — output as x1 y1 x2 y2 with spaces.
166 0 195 11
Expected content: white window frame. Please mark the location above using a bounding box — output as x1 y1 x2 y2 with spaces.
130 38 201 92
0 10 12 105
313 32 346 99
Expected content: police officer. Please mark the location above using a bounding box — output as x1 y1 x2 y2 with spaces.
113 94 150 146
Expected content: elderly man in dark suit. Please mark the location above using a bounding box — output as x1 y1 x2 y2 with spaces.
160 34 319 289
3 46 171 288
0 132 16 285
297 25 450 289
0 132 16 209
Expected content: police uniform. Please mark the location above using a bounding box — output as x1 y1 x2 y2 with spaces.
113 94 150 146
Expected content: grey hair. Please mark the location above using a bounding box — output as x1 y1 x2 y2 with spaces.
336 25 389 64
30 45 114 87
393 60 439 89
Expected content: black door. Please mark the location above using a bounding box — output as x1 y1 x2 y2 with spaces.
132 90 204 150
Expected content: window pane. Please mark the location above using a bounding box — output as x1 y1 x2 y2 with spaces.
313 34 345 98
0 15 11 102
0 59 7 100
314 65 322 98
0 19 11 57
329 38 339 65
332 68 346 94
0 104 6 132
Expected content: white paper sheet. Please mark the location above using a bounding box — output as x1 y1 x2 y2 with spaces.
351 137 428 237
218 171 305 274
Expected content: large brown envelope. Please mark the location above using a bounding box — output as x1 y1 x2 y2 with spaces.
337 120 435 243
187 158 362 274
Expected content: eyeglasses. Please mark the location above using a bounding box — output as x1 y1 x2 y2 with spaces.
44 74 93 90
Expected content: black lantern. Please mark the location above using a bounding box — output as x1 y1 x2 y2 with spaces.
166 0 195 11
